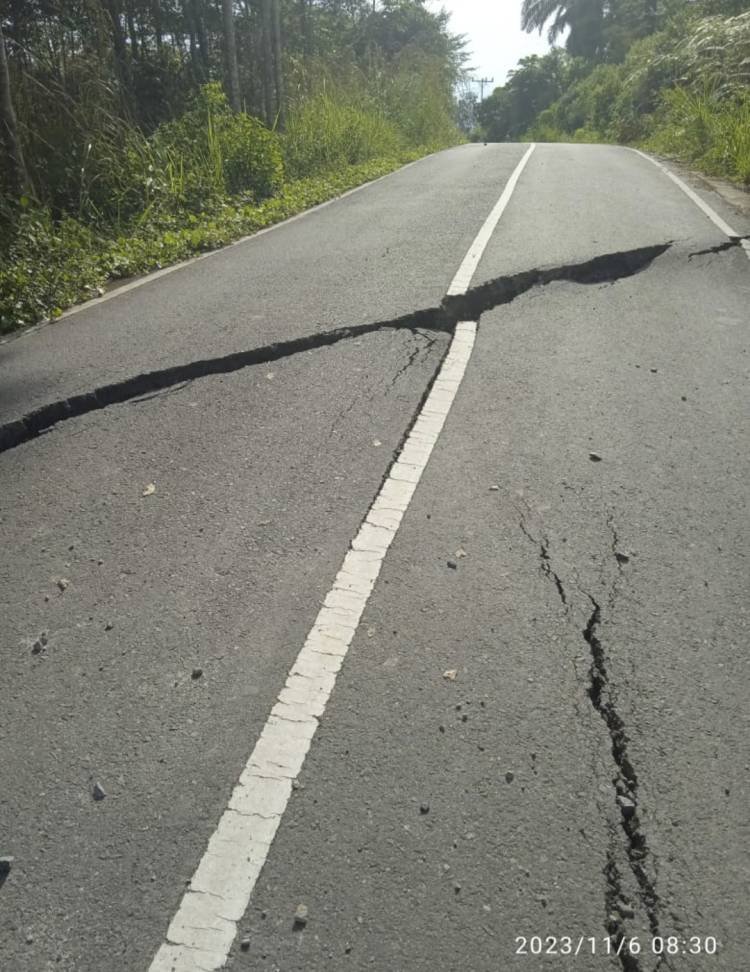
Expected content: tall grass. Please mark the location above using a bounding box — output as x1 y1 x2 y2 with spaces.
283 90 405 179
646 87 750 183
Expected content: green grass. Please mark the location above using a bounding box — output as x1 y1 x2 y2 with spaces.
0 150 432 335
1 76 461 335
644 88 750 183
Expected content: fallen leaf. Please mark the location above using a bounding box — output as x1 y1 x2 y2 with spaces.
142 483 156 496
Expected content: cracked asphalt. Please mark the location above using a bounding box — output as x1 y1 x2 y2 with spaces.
1 143 749 972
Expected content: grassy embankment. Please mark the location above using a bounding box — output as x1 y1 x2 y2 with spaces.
0 81 460 335
524 12 750 184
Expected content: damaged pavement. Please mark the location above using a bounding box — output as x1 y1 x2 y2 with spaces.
1 143 749 972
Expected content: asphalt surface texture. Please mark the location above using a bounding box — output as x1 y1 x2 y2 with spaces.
1 143 748 972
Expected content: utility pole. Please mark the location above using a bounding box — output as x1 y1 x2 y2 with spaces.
469 76 494 102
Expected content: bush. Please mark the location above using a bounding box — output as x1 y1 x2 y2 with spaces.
0 209 106 330
152 83 284 207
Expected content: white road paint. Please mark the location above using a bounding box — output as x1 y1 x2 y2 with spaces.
148 146 535 972
632 149 749 261
447 142 536 296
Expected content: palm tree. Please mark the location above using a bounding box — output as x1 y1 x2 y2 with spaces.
521 0 605 59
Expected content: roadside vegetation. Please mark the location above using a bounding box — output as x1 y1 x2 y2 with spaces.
476 0 750 185
0 1 466 334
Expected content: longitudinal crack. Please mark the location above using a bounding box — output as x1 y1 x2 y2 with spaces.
519 519 567 609
583 594 662 965
0 242 671 455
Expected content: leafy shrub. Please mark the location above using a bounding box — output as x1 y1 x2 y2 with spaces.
0 209 106 330
152 83 284 206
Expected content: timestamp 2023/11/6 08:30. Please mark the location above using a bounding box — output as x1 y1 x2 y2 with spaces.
514 935 720 958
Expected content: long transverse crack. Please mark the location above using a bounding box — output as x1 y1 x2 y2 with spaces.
687 235 748 259
0 242 671 455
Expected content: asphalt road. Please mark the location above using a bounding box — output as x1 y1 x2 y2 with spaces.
1 143 748 972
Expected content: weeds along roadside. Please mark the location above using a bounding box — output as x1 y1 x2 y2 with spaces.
0 65 461 336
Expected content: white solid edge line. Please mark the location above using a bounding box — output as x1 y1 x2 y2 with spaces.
447 142 536 296
148 146 534 972
0 150 444 347
630 148 743 242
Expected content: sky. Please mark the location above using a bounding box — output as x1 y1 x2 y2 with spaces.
427 0 554 95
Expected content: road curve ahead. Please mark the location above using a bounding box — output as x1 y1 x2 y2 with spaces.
1 143 748 972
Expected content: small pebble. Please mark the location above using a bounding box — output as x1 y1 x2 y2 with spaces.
447 561 458 570
615 551 630 565
617 795 636 819
589 452 602 462
92 782 107 802
104 622 114 632
616 899 635 919
293 904 309 929
505 772 514 784
191 667 203 680
240 938 251 951
0 856 13 878
57 578 69 592
420 803 430 815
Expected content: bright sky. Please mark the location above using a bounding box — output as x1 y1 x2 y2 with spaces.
428 0 554 94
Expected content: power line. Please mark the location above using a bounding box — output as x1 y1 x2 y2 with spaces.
468 76 495 101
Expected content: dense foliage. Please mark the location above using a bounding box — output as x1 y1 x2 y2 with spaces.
0 0 466 333
478 0 750 185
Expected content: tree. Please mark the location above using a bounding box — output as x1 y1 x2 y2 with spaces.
0 18 28 197
222 0 241 110
271 0 285 128
521 0 606 59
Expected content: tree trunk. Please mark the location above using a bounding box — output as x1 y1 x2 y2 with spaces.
103 0 132 102
152 0 163 50
271 0 284 129
299 0 311 62
261 0 274 126
0 19 29 197
126 1 140 60
222 0 242 111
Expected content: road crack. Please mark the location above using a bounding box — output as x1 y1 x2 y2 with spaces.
517 514 664 969
687 235 748 259
583 592 664 967
0 242 671 455
518 517 568 611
